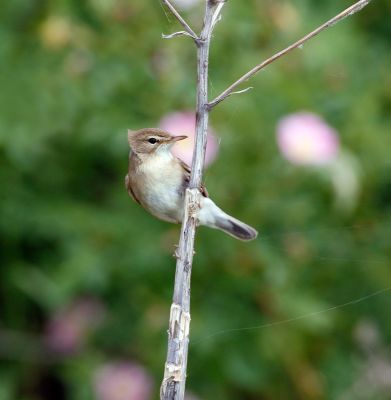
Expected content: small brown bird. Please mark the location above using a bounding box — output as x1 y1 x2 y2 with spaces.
125 128 257 241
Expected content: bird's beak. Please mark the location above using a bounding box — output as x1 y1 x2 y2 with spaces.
170 135 188 142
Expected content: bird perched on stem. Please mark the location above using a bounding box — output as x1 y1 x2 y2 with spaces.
125 128 257 241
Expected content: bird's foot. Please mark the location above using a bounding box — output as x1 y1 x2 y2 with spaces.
172 244 180 259
172 245 195 258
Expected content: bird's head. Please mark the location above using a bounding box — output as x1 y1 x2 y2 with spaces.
127 128 187 155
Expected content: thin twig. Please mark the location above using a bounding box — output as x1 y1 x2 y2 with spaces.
220 86 254 102
160 2 225 399
162 31 195 40
211 1 225 30
208 0 372 109
161 0 199 42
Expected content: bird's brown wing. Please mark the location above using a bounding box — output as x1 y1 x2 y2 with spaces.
178 159 209 198
125 174 142 205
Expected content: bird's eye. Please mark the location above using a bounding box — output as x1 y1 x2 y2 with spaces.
148 138 158 144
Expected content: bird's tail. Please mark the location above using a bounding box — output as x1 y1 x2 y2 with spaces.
198 198 258 241
214 213 258 241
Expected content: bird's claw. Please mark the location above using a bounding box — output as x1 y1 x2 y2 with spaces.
172 245 195 258
172 244 180 259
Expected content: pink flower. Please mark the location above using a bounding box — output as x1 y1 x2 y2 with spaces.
45 297 105 354
276 112 339 166
159 111 219 167
94 362 153 400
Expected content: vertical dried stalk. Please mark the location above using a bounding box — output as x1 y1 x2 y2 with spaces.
160 2 225 399
159 0 372 399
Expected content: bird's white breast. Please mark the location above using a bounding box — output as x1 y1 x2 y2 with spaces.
136 150 184 222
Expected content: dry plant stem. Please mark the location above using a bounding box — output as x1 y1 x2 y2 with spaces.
160 0 371 398
160 2 225 399
161 0 199 41
208 0 372 109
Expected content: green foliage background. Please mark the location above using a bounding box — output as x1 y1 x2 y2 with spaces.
0 0 390 399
